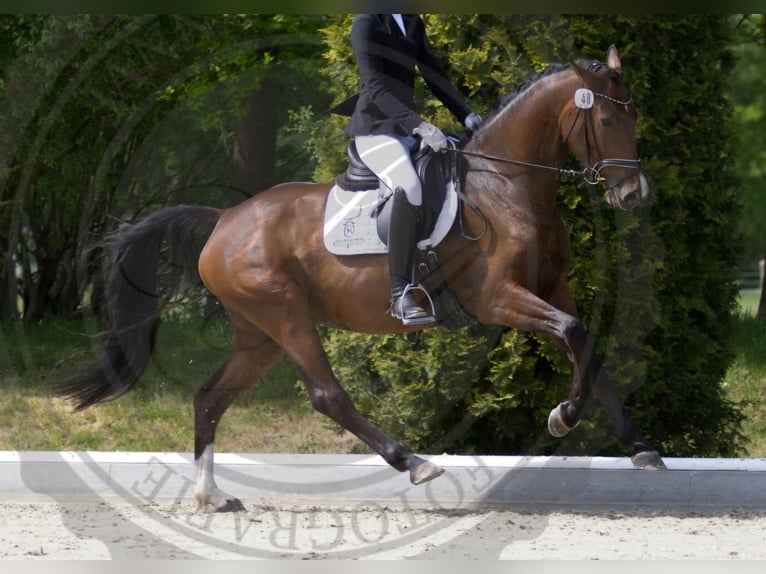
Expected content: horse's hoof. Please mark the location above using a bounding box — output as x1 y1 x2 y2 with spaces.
214 497 246 512
631 450 667 471
197 494 247 513
548 402 579 438
410 460 445 485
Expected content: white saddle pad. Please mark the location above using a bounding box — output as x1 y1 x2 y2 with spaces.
323 182 459 256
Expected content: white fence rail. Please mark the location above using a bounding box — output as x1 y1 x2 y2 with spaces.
739 259 764 290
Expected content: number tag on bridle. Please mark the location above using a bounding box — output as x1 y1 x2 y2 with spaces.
574 88 594 109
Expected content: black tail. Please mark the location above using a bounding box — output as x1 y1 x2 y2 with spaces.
52 205 221 410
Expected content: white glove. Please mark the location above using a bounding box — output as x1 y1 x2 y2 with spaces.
412 121 448 152
464 112 483 132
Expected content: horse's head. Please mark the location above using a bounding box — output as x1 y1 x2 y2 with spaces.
565 45 650 210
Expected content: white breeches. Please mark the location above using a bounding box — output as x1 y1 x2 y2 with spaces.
355 134 422 206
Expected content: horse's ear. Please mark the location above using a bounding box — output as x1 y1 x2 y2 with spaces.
607 44 622 74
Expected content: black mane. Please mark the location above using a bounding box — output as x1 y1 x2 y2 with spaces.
473 58 608 139
479 63 572 130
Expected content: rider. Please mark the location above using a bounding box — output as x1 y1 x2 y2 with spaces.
344 14 482 325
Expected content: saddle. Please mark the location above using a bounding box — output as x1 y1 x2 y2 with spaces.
335 139 451 247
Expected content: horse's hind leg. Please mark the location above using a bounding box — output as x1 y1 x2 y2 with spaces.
296 350 444 485
193 317 284 512
254 309 443 485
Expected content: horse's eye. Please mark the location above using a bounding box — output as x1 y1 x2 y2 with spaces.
600 116 614 128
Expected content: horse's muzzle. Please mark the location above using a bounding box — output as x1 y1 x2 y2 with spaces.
603 169 650 210
592 158 648 211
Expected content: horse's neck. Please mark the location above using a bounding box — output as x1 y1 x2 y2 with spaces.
471 71 572 167
464 72 573 217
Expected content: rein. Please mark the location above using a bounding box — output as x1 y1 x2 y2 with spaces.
451 148 641 194
447 93 643 235
451 148 598 182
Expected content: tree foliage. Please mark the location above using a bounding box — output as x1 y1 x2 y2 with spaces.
0 14 329 322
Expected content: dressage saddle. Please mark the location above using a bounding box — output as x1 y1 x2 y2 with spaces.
336 140 451 247
334 138 477 331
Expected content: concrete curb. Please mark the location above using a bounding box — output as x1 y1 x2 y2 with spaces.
2 451 766 509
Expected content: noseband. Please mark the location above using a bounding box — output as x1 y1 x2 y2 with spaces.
583 158 642 187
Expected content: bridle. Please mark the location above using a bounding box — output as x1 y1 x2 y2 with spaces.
452 65 643 193
571 78 642 191
443 65 649 235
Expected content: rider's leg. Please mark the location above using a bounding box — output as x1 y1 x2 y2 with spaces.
355 134 422 205
355 135 434 324
386 187 434 323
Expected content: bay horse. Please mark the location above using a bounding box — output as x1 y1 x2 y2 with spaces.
54 45 665 512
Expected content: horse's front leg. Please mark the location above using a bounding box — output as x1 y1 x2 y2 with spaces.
482 283 665 470
546 319 665 470
545 282 665 469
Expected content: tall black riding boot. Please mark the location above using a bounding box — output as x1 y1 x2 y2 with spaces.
387 188 435 325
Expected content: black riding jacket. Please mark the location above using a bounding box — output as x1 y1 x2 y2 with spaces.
343 14 471 138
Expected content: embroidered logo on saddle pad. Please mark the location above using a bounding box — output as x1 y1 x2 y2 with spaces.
323 182 459 256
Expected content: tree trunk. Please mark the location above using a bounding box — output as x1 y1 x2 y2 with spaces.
230 69 279 204
1 180 26 322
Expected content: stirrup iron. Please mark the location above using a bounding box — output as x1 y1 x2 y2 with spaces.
391 283 436 326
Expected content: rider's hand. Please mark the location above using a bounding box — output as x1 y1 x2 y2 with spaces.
413 121 448 153
464 112 483 132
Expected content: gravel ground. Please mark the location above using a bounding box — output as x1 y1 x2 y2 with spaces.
2 500 766 559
